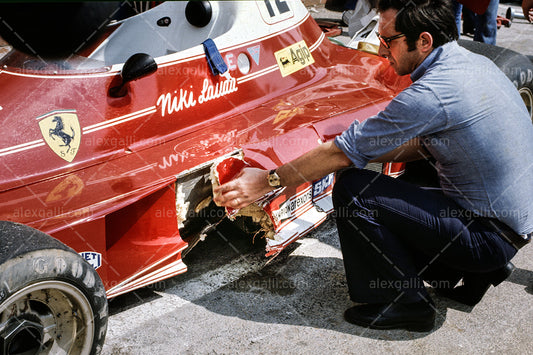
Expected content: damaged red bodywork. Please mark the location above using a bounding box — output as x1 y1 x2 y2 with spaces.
0 1 409 298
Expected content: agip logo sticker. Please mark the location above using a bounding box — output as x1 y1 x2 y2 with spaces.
275 41 314 77
38 110 81 162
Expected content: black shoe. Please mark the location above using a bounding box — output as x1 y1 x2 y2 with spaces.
344 301 436 332
438 262 515 306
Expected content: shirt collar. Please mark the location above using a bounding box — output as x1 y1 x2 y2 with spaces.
410 41 457 82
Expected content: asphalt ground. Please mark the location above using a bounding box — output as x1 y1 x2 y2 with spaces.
102 2 533 354
492 2 533 56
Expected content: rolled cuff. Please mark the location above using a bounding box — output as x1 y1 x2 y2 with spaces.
334 133 369 169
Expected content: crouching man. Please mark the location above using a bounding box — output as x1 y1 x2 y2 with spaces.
214 0 533 331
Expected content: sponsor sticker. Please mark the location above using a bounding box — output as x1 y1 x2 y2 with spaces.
312 173 334 198
274 40 314 77
80 252 102 270
271 189 313 223
37 110 81 162
247 45 261 65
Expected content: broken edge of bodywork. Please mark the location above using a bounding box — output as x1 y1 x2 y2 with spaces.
210 155 335 257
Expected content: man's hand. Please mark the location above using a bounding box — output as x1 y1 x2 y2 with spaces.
213 167 273 209
524 0 533 22
213 141 352 209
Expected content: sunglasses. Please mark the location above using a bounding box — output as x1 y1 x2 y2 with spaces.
376 32 406 49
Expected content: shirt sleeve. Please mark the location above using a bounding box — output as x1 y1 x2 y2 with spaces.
334 82 448 168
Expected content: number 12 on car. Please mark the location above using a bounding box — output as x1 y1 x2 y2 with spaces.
257 0 294 24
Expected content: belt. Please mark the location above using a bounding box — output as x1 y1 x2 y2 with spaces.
478 218 531 250
500 230 531 250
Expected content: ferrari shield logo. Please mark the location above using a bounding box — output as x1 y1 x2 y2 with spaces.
38 110 81 162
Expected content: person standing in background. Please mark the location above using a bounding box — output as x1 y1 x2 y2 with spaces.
523 0 533 22
452 0 499 45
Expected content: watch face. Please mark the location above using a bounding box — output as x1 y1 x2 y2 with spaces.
268 171 281 187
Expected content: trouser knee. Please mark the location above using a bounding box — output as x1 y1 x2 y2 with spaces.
332 168 383 226
332 168 379 208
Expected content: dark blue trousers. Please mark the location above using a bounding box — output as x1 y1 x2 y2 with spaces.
332 168 517 304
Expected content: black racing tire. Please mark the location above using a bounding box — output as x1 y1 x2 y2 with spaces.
458 39 533 123
0 221 107 355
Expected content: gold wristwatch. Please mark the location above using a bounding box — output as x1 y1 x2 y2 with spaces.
267 169 282 188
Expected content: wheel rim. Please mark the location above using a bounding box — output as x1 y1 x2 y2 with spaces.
0 280 94 355
519 86 533 123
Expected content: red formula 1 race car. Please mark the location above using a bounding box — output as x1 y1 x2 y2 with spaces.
0 1 531 353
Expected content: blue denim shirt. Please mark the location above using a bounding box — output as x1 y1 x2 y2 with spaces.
335 41 533 234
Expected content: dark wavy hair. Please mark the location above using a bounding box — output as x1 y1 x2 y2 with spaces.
377 0 458 51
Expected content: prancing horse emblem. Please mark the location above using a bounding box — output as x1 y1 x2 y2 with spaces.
49 116 75 153
38 110 81 162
